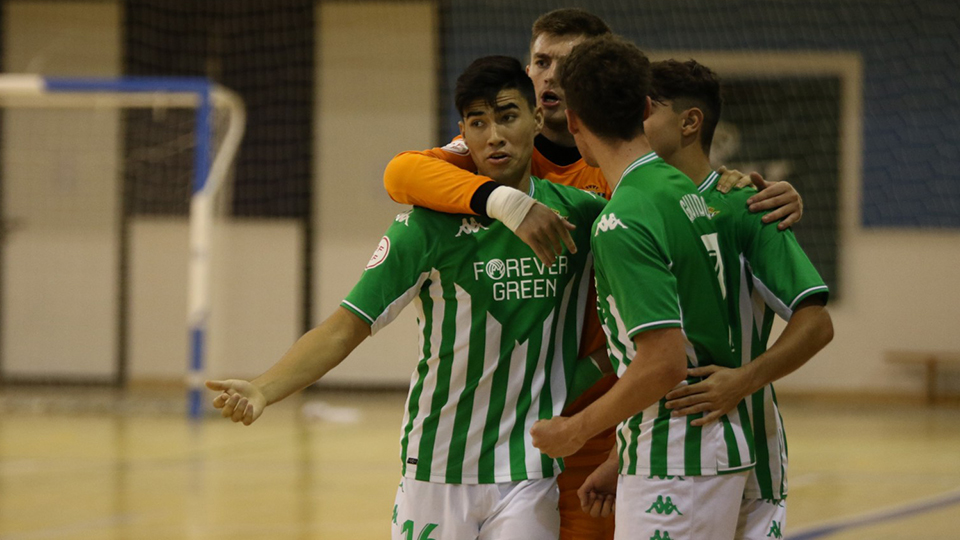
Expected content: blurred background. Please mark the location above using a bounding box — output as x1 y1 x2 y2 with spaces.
0 1 958 539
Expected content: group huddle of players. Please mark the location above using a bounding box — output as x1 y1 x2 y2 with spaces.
207 8 834 540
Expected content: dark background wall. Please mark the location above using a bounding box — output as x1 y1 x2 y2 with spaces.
439 0 960 229
125 0 314 219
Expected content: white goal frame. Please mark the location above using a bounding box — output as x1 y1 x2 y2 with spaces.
0 75 246 418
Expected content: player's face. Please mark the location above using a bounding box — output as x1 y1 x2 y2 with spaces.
644 99 684 160
527 33 587 133
459 89 544 184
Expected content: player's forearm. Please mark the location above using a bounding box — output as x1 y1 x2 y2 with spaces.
253 307 370 405
739 299 833 395
383 151 494 215
570 330 687 442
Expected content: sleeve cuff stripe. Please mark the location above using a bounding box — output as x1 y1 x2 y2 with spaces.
628 319 682 336
341 300 375 325
788 286 830 310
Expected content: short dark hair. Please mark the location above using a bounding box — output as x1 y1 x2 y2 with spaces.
557 35 651 141
531 8 611 45
650 59 723 152
455 56 536 118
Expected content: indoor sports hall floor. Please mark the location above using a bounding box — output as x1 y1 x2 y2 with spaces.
0 387 957 540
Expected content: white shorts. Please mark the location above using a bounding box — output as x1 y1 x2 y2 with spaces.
614 472 749 540
390 476 560 540
736 498 787 540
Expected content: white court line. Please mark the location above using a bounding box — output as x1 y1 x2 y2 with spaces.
787 485 960 540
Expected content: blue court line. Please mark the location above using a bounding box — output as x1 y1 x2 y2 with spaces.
786 486 960 539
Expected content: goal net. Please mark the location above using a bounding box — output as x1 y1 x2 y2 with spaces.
0 75 244 418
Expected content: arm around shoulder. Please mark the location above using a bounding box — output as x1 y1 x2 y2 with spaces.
383 148 490 215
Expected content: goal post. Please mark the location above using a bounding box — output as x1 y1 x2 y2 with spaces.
0 75 245 418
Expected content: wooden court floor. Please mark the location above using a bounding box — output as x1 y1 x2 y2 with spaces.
0 388 957 540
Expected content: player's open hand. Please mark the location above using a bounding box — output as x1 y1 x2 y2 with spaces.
206 379 267 425
715 166 753 193
663 365 749 427
578 455 618 518
530 416 586 458
514 202 577 268
746 173 803 229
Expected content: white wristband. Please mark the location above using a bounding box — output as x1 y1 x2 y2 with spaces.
486 185 537 232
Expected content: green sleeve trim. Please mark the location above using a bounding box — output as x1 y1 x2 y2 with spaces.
340 300 374 326
788 285 830 310
627 319 683 338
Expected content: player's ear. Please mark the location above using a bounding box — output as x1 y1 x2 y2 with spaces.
682 108 704 137
533 105 544 133
642 96 653 121
565 108 580 135
458 120 465 138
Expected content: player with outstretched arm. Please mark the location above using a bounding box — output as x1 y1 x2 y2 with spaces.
207 56 607 540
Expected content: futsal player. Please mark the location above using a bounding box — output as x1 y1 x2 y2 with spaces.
634 58 831 539
530 35 754 539
207 56 607 540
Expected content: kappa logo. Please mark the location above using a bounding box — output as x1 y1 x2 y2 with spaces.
650 531 673 540
648 474 686 481
366 236 390 269
645 495 683 515
767 521 783 539
594 213 627 236
395 210 412 226
456 217 488 237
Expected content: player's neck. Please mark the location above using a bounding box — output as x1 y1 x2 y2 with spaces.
667 146 714 187
593 135 654 193
540 123 577 148
497 162 533 194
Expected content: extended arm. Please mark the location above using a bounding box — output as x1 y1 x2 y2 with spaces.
664 296 832 425
531 327 687 458
207 307 371 425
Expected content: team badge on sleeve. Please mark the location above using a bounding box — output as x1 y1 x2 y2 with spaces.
441 138 470 155
366 236 391 269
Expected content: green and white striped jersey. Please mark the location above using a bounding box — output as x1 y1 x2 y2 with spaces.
342 176 605 485
591 152 754 477
699 171 829 499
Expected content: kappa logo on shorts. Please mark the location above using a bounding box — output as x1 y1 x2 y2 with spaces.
645 495 683 515
767 521 783 538
650 531 673 540
594 213 627 236
366 237 391 269
456 217 488 237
